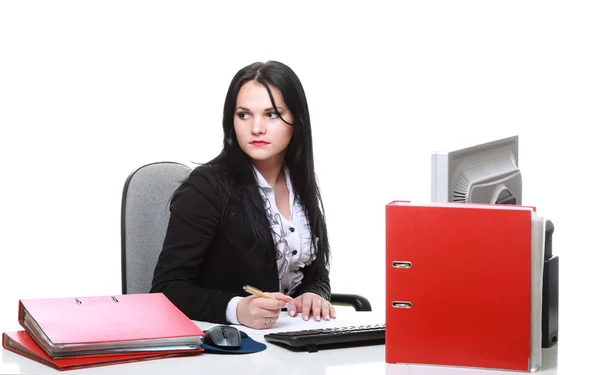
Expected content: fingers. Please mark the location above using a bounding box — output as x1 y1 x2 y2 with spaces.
328 302 337 319
287 297 301 317
287 294 337 321
320 300 336 320
320 300 331 321
312 298 323 321
266 292 293 302
238 295 285 329
301 295 313 321
252 297 286 312
258 313 279 328
309 298 333 321
247 312 279 329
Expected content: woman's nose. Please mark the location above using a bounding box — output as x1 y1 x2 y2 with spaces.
251 117 266 135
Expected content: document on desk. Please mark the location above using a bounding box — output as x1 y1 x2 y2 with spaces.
15 293 205 358
210 312 384 337
385 201 544 372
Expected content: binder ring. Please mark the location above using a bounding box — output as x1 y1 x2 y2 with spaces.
392 301 412 309
391 261 412 269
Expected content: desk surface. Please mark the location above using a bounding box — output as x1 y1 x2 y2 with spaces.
0 310 574 375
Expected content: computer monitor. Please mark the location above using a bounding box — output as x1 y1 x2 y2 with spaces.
431 135 522 205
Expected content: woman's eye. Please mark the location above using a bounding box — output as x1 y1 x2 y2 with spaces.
236 112 249 120
267 111 279 119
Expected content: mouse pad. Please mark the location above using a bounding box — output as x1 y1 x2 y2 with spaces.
200 331 267 354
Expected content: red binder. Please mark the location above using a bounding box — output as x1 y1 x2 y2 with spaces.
16 293 205 358
385 201 544 372
2 330 203 371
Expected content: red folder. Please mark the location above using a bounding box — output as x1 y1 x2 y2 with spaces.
385 201 544 372
17 293 205 358
2 330 203 371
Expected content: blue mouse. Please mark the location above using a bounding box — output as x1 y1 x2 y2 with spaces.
203 325 241 350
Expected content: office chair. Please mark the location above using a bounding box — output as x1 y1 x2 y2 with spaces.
121 161 372 312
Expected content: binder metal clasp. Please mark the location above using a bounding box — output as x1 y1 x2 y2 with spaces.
391 261 412 269
392 301 412 309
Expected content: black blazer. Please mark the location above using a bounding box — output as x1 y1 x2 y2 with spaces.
150 164 331 324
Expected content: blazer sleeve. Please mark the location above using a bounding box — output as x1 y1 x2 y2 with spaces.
292 260 331 301
150 167 237 323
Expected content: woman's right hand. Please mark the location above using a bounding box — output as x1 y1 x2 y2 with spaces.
236 292 292 329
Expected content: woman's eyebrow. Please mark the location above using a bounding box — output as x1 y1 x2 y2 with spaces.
235 106 284 112
265 106 284 112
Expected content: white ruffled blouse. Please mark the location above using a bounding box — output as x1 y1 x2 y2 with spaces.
253 165 317 296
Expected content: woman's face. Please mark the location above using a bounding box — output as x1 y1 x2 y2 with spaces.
233 80 294 164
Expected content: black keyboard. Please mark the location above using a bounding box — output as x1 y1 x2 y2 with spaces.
264 324 385 352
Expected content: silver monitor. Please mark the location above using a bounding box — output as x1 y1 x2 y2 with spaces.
431 135 521 205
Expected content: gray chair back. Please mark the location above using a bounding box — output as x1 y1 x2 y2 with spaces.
121 161 191 294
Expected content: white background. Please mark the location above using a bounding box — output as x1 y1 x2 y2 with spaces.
1 0 598 368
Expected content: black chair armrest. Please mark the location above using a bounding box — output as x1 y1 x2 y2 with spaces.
330 293 372 311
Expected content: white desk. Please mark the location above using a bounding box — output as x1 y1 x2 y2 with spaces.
0 310 572 375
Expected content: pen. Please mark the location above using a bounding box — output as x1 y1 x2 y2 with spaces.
243 285 293 310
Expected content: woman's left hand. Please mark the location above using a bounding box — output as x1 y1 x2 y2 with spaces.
287 293 336 321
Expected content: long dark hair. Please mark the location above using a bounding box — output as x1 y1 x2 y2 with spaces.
207 60 331 271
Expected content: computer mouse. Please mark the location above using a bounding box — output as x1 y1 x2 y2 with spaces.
203 325 241 349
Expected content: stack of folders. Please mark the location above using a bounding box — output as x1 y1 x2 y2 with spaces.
2 293 205 370
385 201 545 372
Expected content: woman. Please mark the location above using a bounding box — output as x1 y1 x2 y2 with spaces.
151 61 335 329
